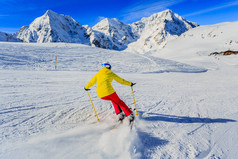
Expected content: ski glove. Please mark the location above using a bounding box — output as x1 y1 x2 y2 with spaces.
131 83 136 87
84 87 90 91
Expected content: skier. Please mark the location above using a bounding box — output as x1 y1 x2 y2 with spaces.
84 62 135 123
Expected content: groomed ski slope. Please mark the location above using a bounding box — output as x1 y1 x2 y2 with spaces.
0 42 238 159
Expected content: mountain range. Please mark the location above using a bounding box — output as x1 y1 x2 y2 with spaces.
0 9 198 51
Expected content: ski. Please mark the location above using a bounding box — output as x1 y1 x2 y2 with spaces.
110 113 136 130
129 120 134 130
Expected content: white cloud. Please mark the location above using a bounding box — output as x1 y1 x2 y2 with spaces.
0 15 9 17
93 16 107 25
98 16 106 21
183 0 238 17
120 0 185 23
0 27 19 33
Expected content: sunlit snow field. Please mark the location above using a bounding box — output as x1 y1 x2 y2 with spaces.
0 42 238 159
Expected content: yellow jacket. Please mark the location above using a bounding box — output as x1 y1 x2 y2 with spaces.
85 68 132 98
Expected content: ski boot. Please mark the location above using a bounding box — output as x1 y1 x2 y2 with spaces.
128 113 135 125
118 112 125 122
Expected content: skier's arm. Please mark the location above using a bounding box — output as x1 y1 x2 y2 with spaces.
85 74 97 89
113 73 132 86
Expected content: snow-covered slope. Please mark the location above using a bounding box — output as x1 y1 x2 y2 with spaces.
92 18 137 50
0 42 238 159
0 42 206 73
126 9 198 53
155 21 238 69
17 10 90 44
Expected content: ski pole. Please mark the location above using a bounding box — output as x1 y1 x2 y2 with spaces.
87 91 100 122
131 86 139 116
55 56 57 70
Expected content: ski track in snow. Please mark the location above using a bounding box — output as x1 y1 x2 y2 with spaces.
0 42 238 159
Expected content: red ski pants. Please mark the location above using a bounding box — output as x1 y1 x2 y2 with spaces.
101 92 132 116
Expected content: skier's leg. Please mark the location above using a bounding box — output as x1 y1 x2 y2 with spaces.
111 101 122 114
101 96 122 114
108 92 132 116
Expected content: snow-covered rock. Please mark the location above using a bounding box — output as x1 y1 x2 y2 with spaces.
17 10 90 44
127 9 198 53
92 18 137 50
0 31 19 42
85 26 114 49
0 32 9 41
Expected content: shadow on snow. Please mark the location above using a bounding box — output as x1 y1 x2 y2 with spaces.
133 112 236 158
135 130 169 159
142 113 236 123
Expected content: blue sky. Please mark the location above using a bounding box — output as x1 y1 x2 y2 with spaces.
1 0 238 33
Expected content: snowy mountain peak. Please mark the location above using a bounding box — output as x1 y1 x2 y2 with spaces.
10 9 198 51
100 18 117 23
162 9 198 28
44 9 58 17
151 9 173 18
127 9 198 53
160 9 175 17
41 10 62 21
104 18 125 26
92 18 137 50
17 10 90 44
93 18 126 31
